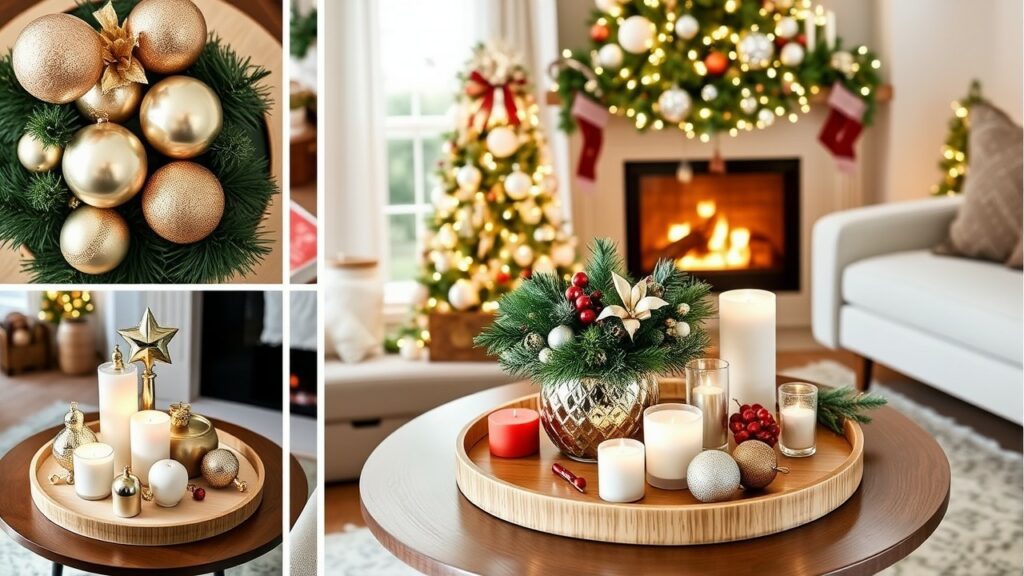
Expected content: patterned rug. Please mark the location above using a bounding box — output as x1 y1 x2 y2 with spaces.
325 361 1024 575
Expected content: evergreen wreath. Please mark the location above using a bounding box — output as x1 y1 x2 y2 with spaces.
0 0 276 283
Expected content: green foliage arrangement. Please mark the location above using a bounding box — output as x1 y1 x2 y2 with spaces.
817 386 888 435
932 80 982 196
290 3 318 59
476 239 711 388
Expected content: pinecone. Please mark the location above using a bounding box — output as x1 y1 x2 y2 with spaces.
592 350 607 366
524 333 545 350
665 318 677 328
610 324 626 340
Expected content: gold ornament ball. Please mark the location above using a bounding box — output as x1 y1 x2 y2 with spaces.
201 448 248 491
60 206 131 275
12 14 104 104
76 82 143 124
17 133 62 172
127 0 208 75
63 123 148 209
142 161 224 244
734 440 788 490
140 76 223 159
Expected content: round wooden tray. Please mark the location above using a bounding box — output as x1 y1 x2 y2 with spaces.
29 421 265 546
455 380 864 546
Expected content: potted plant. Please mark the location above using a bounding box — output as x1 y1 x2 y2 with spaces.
41 291 97 375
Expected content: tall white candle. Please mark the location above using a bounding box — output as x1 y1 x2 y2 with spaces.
130 410 170 485
98 359 138 472
73 442 114 501
719 289 776 411
643 404 702 490
597 438 645 503
781 406 817 450
804 11 816 49
825 11 836 50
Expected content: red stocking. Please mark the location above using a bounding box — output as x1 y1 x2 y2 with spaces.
818 82 866 173
572 94 609 193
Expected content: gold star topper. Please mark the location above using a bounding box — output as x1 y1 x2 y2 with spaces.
117 308 178 371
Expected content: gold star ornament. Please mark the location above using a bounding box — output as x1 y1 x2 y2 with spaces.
117 307 177 370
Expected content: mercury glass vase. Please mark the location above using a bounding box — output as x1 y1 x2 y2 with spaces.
539 376 660 462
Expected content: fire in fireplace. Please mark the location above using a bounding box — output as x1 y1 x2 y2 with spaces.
625 159 800 291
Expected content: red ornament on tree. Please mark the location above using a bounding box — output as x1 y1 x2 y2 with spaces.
521 268 533 280
496 271 511 284
704 51 729 75
590 23 609 42
579 308 597 326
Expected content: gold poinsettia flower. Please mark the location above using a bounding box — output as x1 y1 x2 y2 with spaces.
94 1 148 93
596 272 669 340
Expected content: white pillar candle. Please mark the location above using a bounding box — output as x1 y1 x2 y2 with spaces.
130 410 170 485
719 289 776 411
148 459 189 507
597 438 645 503
73 442 114 501
804 11 816 49
824 11 837 50
643 404 703 490
780 406 817 450
98 360 138 473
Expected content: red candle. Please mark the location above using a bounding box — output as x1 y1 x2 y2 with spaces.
487 408 540 458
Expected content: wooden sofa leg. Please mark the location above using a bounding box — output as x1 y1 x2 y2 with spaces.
854 355 874 391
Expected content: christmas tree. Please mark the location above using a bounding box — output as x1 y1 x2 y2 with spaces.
400 44 577 351
932 80 982 196
39 290 95 323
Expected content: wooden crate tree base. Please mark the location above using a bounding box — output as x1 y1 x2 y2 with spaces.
429 312 494 362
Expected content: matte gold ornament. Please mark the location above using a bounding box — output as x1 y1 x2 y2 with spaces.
76 82 143 123
60 206 130 275
93 1 148 93
63 122 148 208
17 133 62 172
733 439 789 490
117 308 178 411
12 14 104 104
48 402 98 485
142 161 225 244
140 76 223 158
127 0 208 75
201 448 248 491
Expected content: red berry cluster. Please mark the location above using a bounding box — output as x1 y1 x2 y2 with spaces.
729 400 779 447
565 271 603 326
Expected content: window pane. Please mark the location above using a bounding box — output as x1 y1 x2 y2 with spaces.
421 87 455 116
387 139 415 205
386 91 412 116
387 214 418 282
421 136 443 192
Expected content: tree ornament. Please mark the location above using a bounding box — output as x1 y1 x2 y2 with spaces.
63 123 147 209
780 42 805 67
758 108 776 126
618 15 655 54
595 272 668 340
700 84 719 102
538 347 553 363
127 0 208 75
60 206 130 275
142 162 225 244
76 82 143 123
17 134 62 173
456 165 482 192
93 1 148 93
546 325 574 349
738 33 774 70
674 14 700 40
675 321 691 338
513 244 535 267
533 224 556 243
733 440 789 489
486 126 520 158
448 279 481 311
686 450 741 503
200 449 247 491
519 200 543 225
49 402 99 483
775 17 799 40
740 96 758 115
704 51 729 75
594 0 622 13
140 76 223 159
597 44 624 70
677 302 691 316
504 170 532 200
657 86 692 123
12 14 104 104
590 23 610 42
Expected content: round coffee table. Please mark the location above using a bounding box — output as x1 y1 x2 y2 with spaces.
0 414 307 576
361 377 950 575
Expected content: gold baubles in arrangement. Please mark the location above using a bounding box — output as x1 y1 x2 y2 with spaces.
11 14 103 104
142 162 225 244
49 402 99 482
60 206 131 275
140 76 223 159
127 0 208 75
76 82 143 124
17 134 62 173
201 448 248 491
63 123 148 208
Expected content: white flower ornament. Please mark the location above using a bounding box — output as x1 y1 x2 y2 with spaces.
596 273 669 340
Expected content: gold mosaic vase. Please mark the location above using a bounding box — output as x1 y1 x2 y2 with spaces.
539 376 659 462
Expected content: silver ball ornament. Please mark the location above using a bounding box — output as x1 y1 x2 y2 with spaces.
597 44 624 70
674 14 700 40
738 33 774 70
456 165 482 192
618 15 655 54
657 87 692 123
504 170 532 200
775 17 799 39
485 126 519 158
675 321 691 338
700 84 719 102
547 325 574 349
448 279 480 311
740 96 759 115
780 42 805 67
686 450 741 503
758 108 776 127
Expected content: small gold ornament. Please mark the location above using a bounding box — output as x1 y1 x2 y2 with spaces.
12 14 104 104
140 76 222 159
63 122 148 208
76 82 143 123
94 1 148 93
142 161 224 244
127 0 208 75
201 449 248 491
733 440 789 490
112 466 142 518
49 402 98 485
117 308 178 411
60 206 130 275
16 133 62 172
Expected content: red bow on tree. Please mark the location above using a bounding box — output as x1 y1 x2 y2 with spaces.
466 71 523 129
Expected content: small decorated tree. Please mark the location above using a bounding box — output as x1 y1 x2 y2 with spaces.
931 81 982 196
39 290 95 323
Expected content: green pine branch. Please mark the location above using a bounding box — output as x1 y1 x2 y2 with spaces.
290 4 318 59
817 386 888 435
25 105 82 149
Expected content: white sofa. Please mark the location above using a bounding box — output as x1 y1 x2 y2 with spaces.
812 196 1023 424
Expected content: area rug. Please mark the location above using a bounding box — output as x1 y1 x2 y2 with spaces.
326 361 1024 575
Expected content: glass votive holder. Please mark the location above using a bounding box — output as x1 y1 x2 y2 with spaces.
73 442 114 501
642 404 702 490
778 382 818 457
685 358 729 451
597 438 645 503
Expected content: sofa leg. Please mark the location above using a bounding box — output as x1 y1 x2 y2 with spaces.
855 355 874 391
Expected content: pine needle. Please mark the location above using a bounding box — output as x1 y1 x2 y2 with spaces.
817 386 889 435
25 105 81 149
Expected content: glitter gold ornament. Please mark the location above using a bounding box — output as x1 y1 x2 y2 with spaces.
140 76 223 159
733 439 789 490
60 206 130 275
49 402 99 484
63 123 148 208
76 82 143 123
12 14 104 104
201 448 248 491
127 0 208 75
17 133 62 173
142 161 225 244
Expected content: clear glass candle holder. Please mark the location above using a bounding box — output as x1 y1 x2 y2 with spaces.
685 358 729 451
778 382 818 457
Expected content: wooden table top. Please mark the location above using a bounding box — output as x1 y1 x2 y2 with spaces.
361 377 951 576
0 414 306 576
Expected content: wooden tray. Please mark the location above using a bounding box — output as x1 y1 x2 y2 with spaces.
29 421 265 546
455 383 864 546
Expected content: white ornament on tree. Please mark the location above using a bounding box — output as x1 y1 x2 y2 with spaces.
779 42 805 67
538 347 553 363
830 51 855 77
657 87 692 123
448 279 480 311
436 225 458 249
757 108 776 126
533 224 556 243
513 244 535 267
486 126 519 158
740 96 758 115
456 165 482 192
533 255 554 274
546 325 574 349
618 16 655 54
594 0 621 14
675 321 691 338
738 33 774 69
519 201 543 225
700 84 719 102
775 17 799 39
674 14 700 40
503 170 532 200
597 44 624 70
677 302 691 316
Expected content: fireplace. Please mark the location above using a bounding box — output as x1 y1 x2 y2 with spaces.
625 159 800 292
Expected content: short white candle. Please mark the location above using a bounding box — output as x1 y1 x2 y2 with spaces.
73 442 114 501
719 289 776 411
130 410 170 485
781 405 817 450
643 404 702 490
148 459 189 507
98 361 138 473
597 438 645 503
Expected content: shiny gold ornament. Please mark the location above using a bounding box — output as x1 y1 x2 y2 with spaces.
60 206 130 275
117 308 178 411
17 133 62 172
76 82 143 123
12 14 104 104
139 76 222 159
168 402 219 478
63 122 148 208
127 0 207 75
733 440 789 490
142 161 224 244
48 402 98 485
112 466 142 518
201 448 247 491
94 1 148 93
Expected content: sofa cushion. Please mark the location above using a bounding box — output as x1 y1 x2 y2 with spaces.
842 250 1022 365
